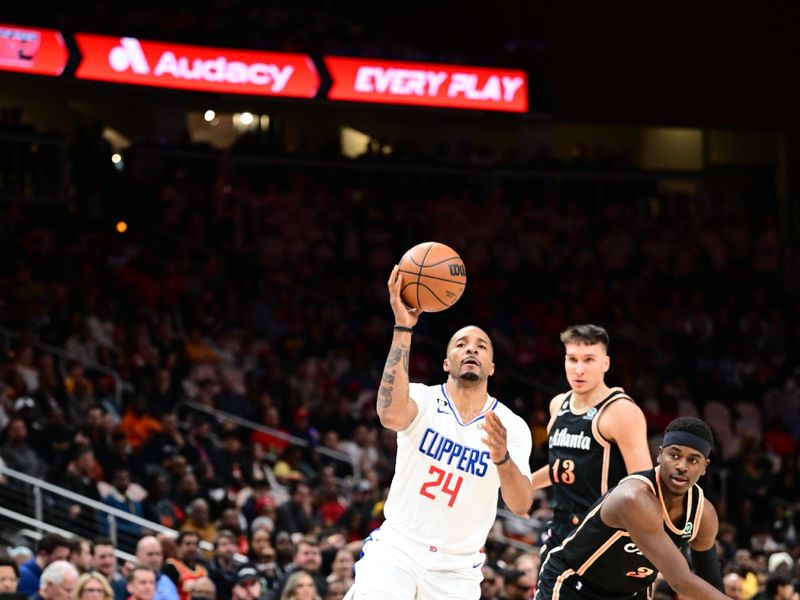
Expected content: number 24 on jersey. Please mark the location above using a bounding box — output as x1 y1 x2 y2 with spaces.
419 465 463 507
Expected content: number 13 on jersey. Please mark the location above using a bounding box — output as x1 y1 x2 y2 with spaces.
552 458 576 484
419 465 463 507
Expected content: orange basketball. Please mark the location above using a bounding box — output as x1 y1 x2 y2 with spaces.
397 242 467 312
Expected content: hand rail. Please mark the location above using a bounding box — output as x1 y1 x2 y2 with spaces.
177 400 360 479
0 325 124 406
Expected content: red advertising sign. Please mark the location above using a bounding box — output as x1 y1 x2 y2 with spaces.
0 24 68 76
74 34 320 97
325 56 528 113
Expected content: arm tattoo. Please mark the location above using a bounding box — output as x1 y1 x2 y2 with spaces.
378 344 409 409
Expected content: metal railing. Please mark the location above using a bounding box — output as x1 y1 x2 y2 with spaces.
0 325 125 406
177 399 360 480
0 465 245 562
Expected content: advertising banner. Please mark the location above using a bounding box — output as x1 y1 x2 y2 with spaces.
74 34 320 97
0 23 68 76
325 56 528 112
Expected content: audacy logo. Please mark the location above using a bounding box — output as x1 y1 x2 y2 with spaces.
109 38 151 74
105 36 295 91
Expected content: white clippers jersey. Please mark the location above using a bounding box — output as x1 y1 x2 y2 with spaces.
380 382 533 557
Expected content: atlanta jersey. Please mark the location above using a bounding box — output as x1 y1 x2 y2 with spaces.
548 390 631 526
537 467 704 600
379 382 533 560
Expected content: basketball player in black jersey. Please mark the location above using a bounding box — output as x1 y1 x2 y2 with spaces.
535 417 725 600
532 325 652 557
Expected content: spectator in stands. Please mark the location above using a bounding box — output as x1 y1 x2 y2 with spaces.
67 539 92 575
279 569 321 600
142 472 184 530
134 536 179 600
75 572 113 600
275 538 325 598
336 480 375 543
1 417 44 477
211 429 248 490
206 530 239 600
500 569 535 600
36 561 78 600
322 575 348 600
0 558 19 593
59 448 101 539
479 565 502 600
251 406 291 458
180 499 216 546
17 534 70 596
100 468 144 549
274 482 313 537
240 479 278 526
163 531 208 600
139 414 185 466
120 395 162 451
185 576 215 600
327 548 353 588
126 567 156 600
230 567 262 600
762 573 795 600
91 538 122 590
724 572 744 600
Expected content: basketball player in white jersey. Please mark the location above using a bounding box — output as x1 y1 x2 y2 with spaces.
345 265 534 600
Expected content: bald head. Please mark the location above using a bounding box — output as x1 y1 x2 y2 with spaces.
136 536 163 571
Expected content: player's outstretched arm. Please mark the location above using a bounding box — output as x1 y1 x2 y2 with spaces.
603 482 729 600
600 400 653 473
377 265 420 432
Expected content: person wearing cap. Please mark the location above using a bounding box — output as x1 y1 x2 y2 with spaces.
231 567 262 600
768 552 794 576
536 417 726 600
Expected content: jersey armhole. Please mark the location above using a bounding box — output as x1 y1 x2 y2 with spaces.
593 394 633 444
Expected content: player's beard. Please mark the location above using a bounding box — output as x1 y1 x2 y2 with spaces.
460 371 480 381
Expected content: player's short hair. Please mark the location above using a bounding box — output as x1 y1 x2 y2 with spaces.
560 324 610 349
664 417 714 450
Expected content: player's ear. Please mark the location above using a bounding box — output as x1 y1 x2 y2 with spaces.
603 355 610 373
443 358 450 374
488 362 495 377
702 458 710 475
656 447 663 464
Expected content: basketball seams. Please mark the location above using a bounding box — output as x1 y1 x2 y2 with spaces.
416 243 434 310
397 241 466 312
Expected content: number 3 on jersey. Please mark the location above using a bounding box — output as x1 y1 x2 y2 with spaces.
419 465 463 507
552 458 576 484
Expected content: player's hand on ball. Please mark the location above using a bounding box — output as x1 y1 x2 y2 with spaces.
388 264 420 327
481 410 508 464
